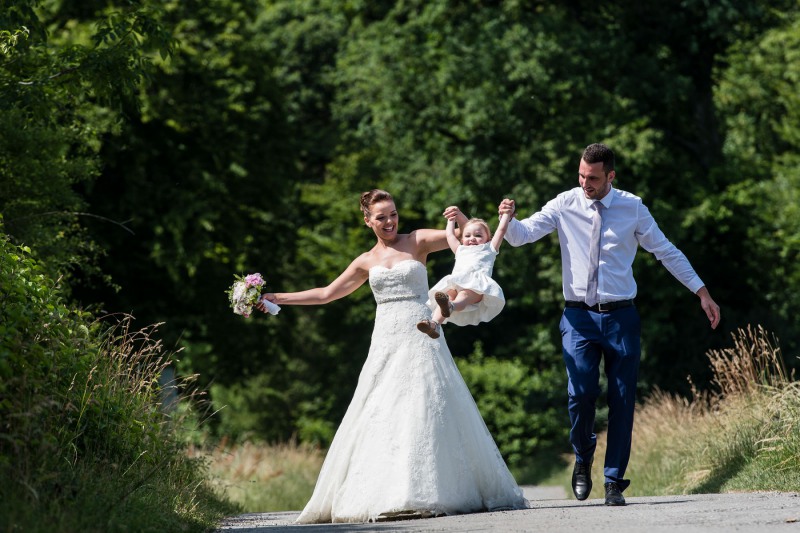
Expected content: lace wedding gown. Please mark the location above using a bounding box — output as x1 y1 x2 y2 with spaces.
295 259 527 524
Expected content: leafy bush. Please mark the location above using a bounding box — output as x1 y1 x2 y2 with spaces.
210 373 296 443
0 232 235 532
456 342 569 478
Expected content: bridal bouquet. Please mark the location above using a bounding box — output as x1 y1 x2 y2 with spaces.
227 272 280 318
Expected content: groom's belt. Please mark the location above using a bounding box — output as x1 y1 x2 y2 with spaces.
565 299 635 313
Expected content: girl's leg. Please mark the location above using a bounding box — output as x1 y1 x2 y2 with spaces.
451 289 483 312
416 318 441 338
417 296 447 338
431 306 445 324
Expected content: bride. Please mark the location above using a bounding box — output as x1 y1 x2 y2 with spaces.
258 189 527 523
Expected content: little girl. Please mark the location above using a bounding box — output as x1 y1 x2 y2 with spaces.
417 210 511 339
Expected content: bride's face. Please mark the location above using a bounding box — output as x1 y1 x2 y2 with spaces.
365 200 398 240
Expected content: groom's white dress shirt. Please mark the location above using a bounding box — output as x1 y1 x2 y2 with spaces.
504 186 705 304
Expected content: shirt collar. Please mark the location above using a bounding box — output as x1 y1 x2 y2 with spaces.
599 187 615 209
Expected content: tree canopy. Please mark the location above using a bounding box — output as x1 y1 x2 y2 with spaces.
3 0 799 473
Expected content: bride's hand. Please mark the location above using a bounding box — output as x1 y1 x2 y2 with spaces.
256 293 276 312
443 205 462 221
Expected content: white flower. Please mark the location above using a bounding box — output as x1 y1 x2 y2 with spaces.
227 273 278 317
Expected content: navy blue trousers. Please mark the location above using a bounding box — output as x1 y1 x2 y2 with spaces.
559 305 641 491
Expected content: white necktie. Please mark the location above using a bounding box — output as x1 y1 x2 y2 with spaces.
585 201 604 306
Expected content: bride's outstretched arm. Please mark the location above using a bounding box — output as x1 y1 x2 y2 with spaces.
258 255 370 309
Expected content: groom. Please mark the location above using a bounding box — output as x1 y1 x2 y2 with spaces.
498 143 720 505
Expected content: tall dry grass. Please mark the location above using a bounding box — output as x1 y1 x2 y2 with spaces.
190 438 324 513
1 313 235 532
579 325 800 498
705 324 788 395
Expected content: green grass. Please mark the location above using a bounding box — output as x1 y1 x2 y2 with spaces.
1 456 235 533
1 237 238 532
509 448 570 486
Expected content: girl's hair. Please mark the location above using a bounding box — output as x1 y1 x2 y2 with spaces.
463 218 492 239
360 189 394 217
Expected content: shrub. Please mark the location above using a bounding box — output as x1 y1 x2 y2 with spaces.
456 342 569 475
0 233 235 532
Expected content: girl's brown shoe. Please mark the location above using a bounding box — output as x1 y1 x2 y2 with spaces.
416 319 441 339
434 292 454 318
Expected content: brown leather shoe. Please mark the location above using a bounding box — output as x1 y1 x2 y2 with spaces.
416 319 441 339
434 292 454 318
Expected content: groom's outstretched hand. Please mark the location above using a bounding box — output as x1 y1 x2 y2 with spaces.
696 286 721 329
499 198 516 218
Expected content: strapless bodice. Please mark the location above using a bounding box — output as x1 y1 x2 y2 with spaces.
369 259 429 304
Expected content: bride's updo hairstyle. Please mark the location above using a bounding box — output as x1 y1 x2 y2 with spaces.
360 189 394 217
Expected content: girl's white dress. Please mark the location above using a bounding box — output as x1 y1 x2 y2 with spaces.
295 259 526 524
427 242 505 326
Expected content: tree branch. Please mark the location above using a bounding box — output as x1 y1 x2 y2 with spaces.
6 211 135 234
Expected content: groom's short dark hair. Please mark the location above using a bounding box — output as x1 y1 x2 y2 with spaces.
582 143 615 174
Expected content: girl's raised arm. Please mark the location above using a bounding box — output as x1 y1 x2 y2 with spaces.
445 218 460 254
491 213 511 251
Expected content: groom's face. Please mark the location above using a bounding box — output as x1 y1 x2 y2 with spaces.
578 159 615 201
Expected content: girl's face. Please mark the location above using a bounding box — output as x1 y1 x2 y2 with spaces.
462 223 489 246
365 200 398 240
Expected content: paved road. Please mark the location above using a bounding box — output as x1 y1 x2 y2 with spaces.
217 487 800 532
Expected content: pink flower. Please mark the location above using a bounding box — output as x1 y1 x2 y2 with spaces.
228 272 278 317
244 273 264 288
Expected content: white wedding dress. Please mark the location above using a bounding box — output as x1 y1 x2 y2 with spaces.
295 259 527 524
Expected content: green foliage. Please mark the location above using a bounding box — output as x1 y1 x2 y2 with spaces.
210 373 295 443
77 0 307 370
4 0 800 487
0 234 235 532
0 0 175 283
73 0 800 451
690 11 800 360
456 342 568 473
0 106 106 286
